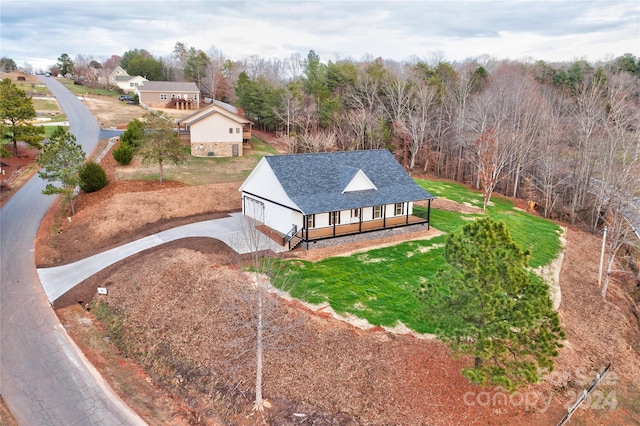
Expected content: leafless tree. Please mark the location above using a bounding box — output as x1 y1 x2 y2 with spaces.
294 128 338 153
222 222 302 413
567 75 607 225
397 78 438 170
448 64 477 182
595 74 640 297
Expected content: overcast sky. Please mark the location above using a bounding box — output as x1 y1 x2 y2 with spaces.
2 0 638 71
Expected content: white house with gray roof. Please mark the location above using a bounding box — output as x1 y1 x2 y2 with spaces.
239 149 435 249
114 75 148 92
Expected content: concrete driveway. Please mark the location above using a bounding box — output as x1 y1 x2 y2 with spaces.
38 212 286 303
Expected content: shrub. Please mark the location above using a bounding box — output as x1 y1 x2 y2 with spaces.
79 161 108 192
120 118 144 148
112 142 135 165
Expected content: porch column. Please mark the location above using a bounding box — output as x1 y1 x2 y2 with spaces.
333 212 337 236
405 202 409 225
359 208 362 233
383 205 386 229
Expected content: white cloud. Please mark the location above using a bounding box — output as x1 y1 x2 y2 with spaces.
1 0 638 71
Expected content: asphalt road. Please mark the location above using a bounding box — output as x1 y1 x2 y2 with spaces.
0 77 144 425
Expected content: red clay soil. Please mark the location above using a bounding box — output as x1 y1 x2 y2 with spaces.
0 142 41 207
11 136 640 425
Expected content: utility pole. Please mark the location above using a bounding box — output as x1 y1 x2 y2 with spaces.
597 225 607 287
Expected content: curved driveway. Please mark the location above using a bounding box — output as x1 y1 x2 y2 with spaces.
0 77 144 425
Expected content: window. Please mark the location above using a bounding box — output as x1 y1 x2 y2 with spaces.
306 214 315 229
160 94 167 100
351 208 359 218
395 203 404 216
329 211 340 226
229 128 233 134
373 205 382 219
236 127 240 134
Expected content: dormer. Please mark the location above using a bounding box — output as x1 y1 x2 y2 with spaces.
341 166 377 193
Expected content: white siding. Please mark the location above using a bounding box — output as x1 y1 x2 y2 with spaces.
240 159 297 209
315 212 330 228
263 201 300 235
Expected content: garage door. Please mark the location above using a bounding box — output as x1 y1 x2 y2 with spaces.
244 197 265 222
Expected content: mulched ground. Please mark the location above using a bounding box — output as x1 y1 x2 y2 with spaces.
23 134 640 425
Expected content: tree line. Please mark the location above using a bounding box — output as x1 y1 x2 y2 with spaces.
6 47 640 235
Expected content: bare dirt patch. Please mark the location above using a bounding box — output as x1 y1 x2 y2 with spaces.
5 104 630 424
0 142 41 207
38 142 640 424
77 95 146 129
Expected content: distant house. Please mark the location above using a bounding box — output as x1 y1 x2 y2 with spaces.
108 66 129 85
239 149 435 249
114 75 148 92
178 101 253 157
135 81 200 110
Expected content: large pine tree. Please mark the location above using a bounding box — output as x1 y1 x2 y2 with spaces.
421 217 564 390
36 127 86 215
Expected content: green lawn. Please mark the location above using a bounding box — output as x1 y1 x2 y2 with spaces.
276 179 562 335
117 137 279 185
56 77 121 98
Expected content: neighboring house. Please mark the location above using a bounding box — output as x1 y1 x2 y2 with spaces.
178 101 253 157
135 81 200 109
114 75 148 92
239 149 435 249
108 66 128 85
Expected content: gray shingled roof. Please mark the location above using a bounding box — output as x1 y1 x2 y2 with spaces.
114 75 136 82
137 81 199 92
265 149 434 215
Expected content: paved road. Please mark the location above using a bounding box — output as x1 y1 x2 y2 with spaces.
38 212 286 303
0 77 145 425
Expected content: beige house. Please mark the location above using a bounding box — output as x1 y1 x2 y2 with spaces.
178 102 253 158
108 66 128 85
136 81 200 109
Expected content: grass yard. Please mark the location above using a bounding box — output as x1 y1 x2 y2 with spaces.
277 179 563 335
56 77 123 98
116 137 279 185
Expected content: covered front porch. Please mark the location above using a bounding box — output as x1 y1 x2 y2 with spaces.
286 202 431 250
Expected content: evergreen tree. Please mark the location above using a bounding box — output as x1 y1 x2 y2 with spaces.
419 218 564 390
120 118 144 148
79 161 108 192
36 127 86 215
112 142 134 165
0 78 45 157
0 57 17 72
57 53 74 75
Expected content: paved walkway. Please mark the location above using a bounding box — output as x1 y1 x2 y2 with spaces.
37 213 286 303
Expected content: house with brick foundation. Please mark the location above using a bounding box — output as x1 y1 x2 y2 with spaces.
239 149 435 249
178 101 253 157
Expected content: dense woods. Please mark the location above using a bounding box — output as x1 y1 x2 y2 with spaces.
230 51 639 234
33 47 640 233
